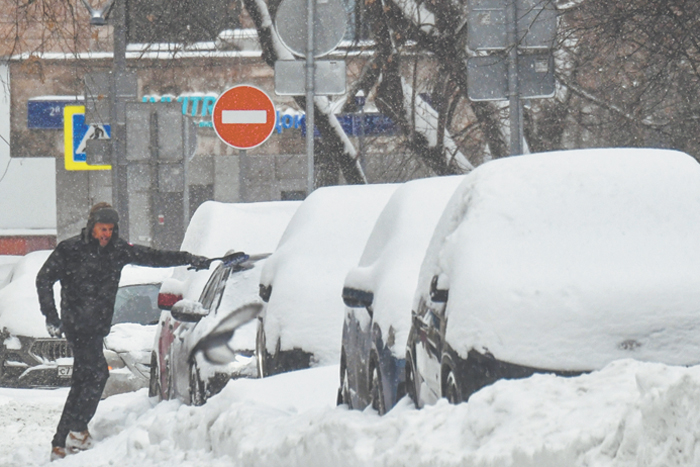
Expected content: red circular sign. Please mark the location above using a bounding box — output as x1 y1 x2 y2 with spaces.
212 85 276 149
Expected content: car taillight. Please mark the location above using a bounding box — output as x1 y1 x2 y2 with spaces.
158 293 182 310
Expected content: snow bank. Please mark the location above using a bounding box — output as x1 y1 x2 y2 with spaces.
7 360 700 466
416 148 700 370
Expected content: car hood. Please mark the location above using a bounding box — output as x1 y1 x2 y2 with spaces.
103 323 157 354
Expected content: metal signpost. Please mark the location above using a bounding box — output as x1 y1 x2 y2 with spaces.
274 0 347 195
467 0 557 156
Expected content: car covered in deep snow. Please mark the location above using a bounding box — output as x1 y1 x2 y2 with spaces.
0 255 21 290
101 273 169 398
150 200 300 405
0 249 172 391
406 148 700 407
339 175 463 414
257 184 399 378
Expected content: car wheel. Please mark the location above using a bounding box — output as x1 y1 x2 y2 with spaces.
189 362 207 406
148 352 161 399
369 360 386 415
444 369 461 405
337 358 353 408
256 320 267 378
405 355 418 408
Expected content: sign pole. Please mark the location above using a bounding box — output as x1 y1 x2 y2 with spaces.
507 0 522 156
305 0 315 195
238 149 247 201
111 0 129 237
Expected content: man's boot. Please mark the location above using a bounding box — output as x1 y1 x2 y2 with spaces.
50 446 67 462
65 430 94 453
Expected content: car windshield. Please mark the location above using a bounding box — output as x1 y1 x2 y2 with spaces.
112 283 162 325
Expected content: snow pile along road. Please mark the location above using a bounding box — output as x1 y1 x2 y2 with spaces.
4 360 700 466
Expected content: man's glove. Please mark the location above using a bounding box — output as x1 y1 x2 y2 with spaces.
46 318 63 338
188 254 213 271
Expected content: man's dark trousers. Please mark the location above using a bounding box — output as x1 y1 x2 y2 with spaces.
52 333 109 448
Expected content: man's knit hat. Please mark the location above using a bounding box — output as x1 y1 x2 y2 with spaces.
88 202 120 226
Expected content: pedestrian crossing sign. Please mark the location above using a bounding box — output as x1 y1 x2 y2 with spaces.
63 105 111 171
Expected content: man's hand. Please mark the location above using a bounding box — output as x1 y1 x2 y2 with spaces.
188 255 212 271
46 318 63 338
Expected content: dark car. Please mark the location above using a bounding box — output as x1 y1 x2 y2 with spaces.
338 176 463 414
148 199 301 405
150 254 266 405
406 148 700 407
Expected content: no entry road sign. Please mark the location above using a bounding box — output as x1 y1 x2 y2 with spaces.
212 85 276 149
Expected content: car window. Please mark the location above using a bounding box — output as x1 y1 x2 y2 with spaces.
112 284 161 325
199 265 230 312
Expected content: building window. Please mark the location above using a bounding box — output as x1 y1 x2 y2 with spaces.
127 0 242 44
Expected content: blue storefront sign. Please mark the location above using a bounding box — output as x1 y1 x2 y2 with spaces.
28 98 83 129
298 113 396 138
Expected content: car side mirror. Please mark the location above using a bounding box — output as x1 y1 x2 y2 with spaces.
259 284 272 303
342 287 374 308
171 299 208 322
430 275 449 303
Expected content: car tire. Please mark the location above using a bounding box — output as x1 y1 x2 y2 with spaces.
337 357 353 408
405 354 418 408
369 358 386 415
148 352 161 400
444 368 461 405
189 361 207 406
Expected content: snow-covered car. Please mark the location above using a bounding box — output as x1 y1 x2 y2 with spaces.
0 249 172 391
150 200 300 405
101 276 167 398
339 176 463 414
0 255 21 290
406 148 700 407
0 250 67 387
257 184 399 378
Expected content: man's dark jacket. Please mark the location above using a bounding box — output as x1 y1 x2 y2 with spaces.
36 228 192 337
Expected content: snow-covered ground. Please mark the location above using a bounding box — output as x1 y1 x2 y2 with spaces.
3 359 700 466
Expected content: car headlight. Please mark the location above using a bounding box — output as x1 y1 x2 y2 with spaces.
103 349 126 370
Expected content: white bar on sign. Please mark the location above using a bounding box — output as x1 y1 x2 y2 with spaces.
222 110 267 124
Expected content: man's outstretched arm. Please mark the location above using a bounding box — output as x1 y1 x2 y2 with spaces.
125 243 211 270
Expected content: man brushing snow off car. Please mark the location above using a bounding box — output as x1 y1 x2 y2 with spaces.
35 203 214 461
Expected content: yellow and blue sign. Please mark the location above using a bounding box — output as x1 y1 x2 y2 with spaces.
63 105 111 171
